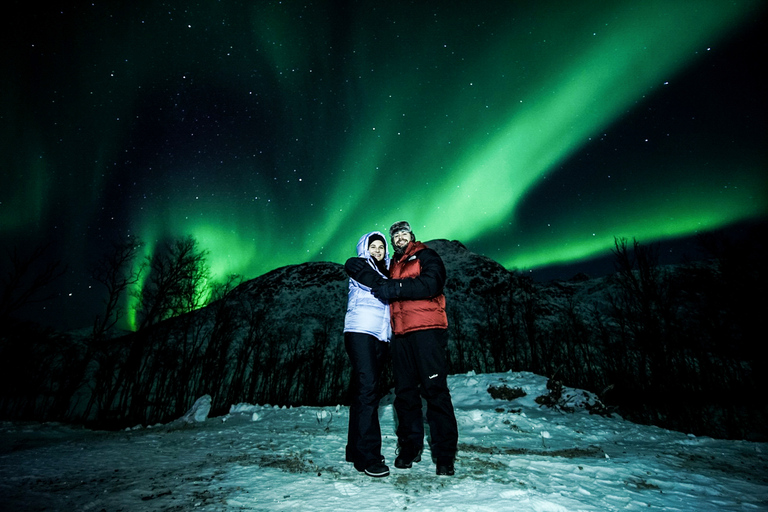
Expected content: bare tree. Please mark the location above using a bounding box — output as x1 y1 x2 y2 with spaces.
90 238 144 338
133 235 210 329
193 274 243 414
609 237 675 380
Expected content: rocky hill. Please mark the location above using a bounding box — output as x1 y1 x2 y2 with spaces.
3 238 762 440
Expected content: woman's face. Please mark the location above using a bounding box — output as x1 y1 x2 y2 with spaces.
369 240 386 261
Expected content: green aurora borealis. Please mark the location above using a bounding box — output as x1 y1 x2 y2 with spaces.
2 1 766 329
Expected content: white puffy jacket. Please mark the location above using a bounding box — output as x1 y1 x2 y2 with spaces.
343 231 391 342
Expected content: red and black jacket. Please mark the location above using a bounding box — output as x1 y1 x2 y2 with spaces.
388 241 448 335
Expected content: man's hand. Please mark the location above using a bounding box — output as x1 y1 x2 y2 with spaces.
372 280 401 301
345 257 367 276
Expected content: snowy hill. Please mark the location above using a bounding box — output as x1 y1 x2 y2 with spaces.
1 371 765 511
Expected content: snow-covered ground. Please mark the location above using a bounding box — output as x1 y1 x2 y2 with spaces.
1 371 765 511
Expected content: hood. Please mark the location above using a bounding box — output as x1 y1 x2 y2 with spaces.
355 230 390 267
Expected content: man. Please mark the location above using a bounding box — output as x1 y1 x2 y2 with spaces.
371 221 458 476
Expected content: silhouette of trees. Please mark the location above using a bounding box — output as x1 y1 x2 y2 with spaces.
0 243 69 420
437 234 763 439
92 235 215 425
1 230 763 440
447 301 473 373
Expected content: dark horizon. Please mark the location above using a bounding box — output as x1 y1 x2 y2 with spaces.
4 217 763 333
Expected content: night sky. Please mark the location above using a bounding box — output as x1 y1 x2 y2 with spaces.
2 1 766 330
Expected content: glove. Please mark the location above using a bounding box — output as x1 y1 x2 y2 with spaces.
345 257 367 276
371 280 401 301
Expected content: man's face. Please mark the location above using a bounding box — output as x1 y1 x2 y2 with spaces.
392 230 412 250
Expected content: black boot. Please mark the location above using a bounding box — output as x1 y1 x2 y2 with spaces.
436 458 455 476
394 447 422 469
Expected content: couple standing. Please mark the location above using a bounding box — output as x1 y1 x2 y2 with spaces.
343 221 458 478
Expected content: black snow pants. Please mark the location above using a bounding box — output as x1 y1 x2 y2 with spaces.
391 328 458 462
344 332 389 470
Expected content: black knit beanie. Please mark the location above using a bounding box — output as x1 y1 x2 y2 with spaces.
367 233 386 249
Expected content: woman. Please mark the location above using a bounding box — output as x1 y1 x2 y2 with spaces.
343 231 391 478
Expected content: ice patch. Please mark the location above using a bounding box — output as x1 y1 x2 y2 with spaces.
499 489 527 498
531 499 571 512
334 482 360 496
